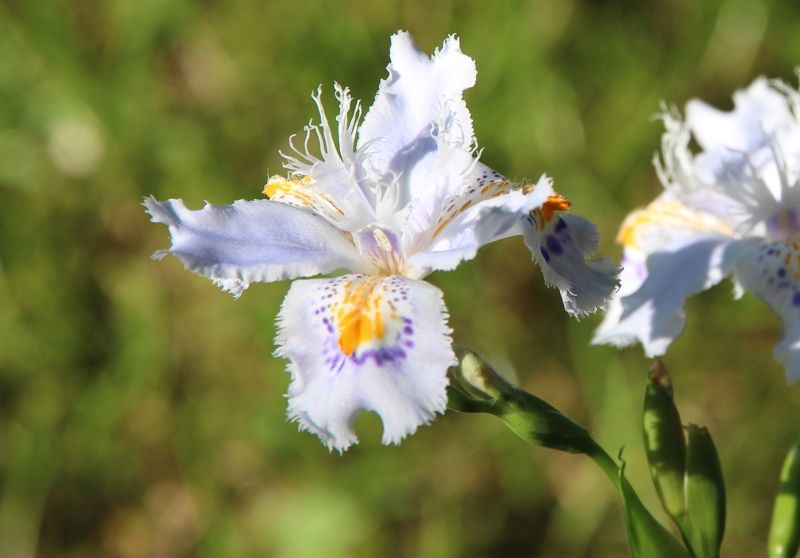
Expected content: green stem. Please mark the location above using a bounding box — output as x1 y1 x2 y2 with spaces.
586 439 623 492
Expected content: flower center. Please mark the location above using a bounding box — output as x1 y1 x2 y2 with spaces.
766 208 800 241
353 224 406 276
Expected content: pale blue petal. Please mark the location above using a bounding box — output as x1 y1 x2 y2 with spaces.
734 239 800 383
593 233 756 355
145 197 364 296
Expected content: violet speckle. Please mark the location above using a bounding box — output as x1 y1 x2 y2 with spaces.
546 235 563 255
540 247 551 263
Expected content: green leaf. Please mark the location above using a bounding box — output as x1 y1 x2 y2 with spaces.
616 460 694 558
643 360 688 522
683 424 726 558
768 437 800 558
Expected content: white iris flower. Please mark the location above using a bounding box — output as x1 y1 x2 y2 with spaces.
593 75 800 382
146 32 620 450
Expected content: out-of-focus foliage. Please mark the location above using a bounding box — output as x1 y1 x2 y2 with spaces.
1 0 799 556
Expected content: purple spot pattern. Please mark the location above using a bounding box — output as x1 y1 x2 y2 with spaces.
546 235 563 255
750 241 800 310
307 274 419 372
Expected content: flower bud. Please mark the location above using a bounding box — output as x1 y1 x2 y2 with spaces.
449 345 517 402
683 424 726 558
768 438 800 558
643 360 687 522
447 345 595 454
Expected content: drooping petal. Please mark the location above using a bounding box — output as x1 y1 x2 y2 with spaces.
144 197 365 297
522 212 621 317
275 274 455 451
734 239 800 383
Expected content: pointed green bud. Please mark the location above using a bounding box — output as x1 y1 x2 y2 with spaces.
643 360 687 522
768 438 800 558
449 344 518 403
447 345 595 454
683 424 726 558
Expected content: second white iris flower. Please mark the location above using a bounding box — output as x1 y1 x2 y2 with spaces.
594 75 800 383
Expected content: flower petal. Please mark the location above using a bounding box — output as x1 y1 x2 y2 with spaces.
358 31 476 170
687 78 794 155
687 78 800 202
522 212 621 317
275 274 455 451
404 174 555 278
593 196 749 351
144 197 364 297
357 31 479 241
734 239 800 383
592 232 756 355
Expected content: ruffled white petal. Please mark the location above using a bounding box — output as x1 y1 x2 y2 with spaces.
356 31 480 244
594 196 744 349
687 78 794 156
358 31 476 171
734 239 800 383
687 78 800 208
522 212 621 317
144 197 365 297
590 250 650 350
593 232 756 355
275 274 455 451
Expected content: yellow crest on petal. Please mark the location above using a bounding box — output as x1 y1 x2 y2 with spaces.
332 277 395 356
618 199 733 250
263 175 345 219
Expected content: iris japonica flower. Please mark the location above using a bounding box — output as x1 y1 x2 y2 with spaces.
593 75 800 382
146 32 620 450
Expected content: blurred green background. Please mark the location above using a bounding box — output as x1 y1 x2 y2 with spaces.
1 0 800 556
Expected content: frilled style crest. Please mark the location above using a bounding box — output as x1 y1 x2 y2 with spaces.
594 75 800 382
147 32 620 450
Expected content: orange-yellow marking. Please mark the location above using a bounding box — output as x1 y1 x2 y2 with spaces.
332 278 389 356
264 175 314 198
617 199 733 250
432 179 514 239
263 174 344 216
532 194 571 230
